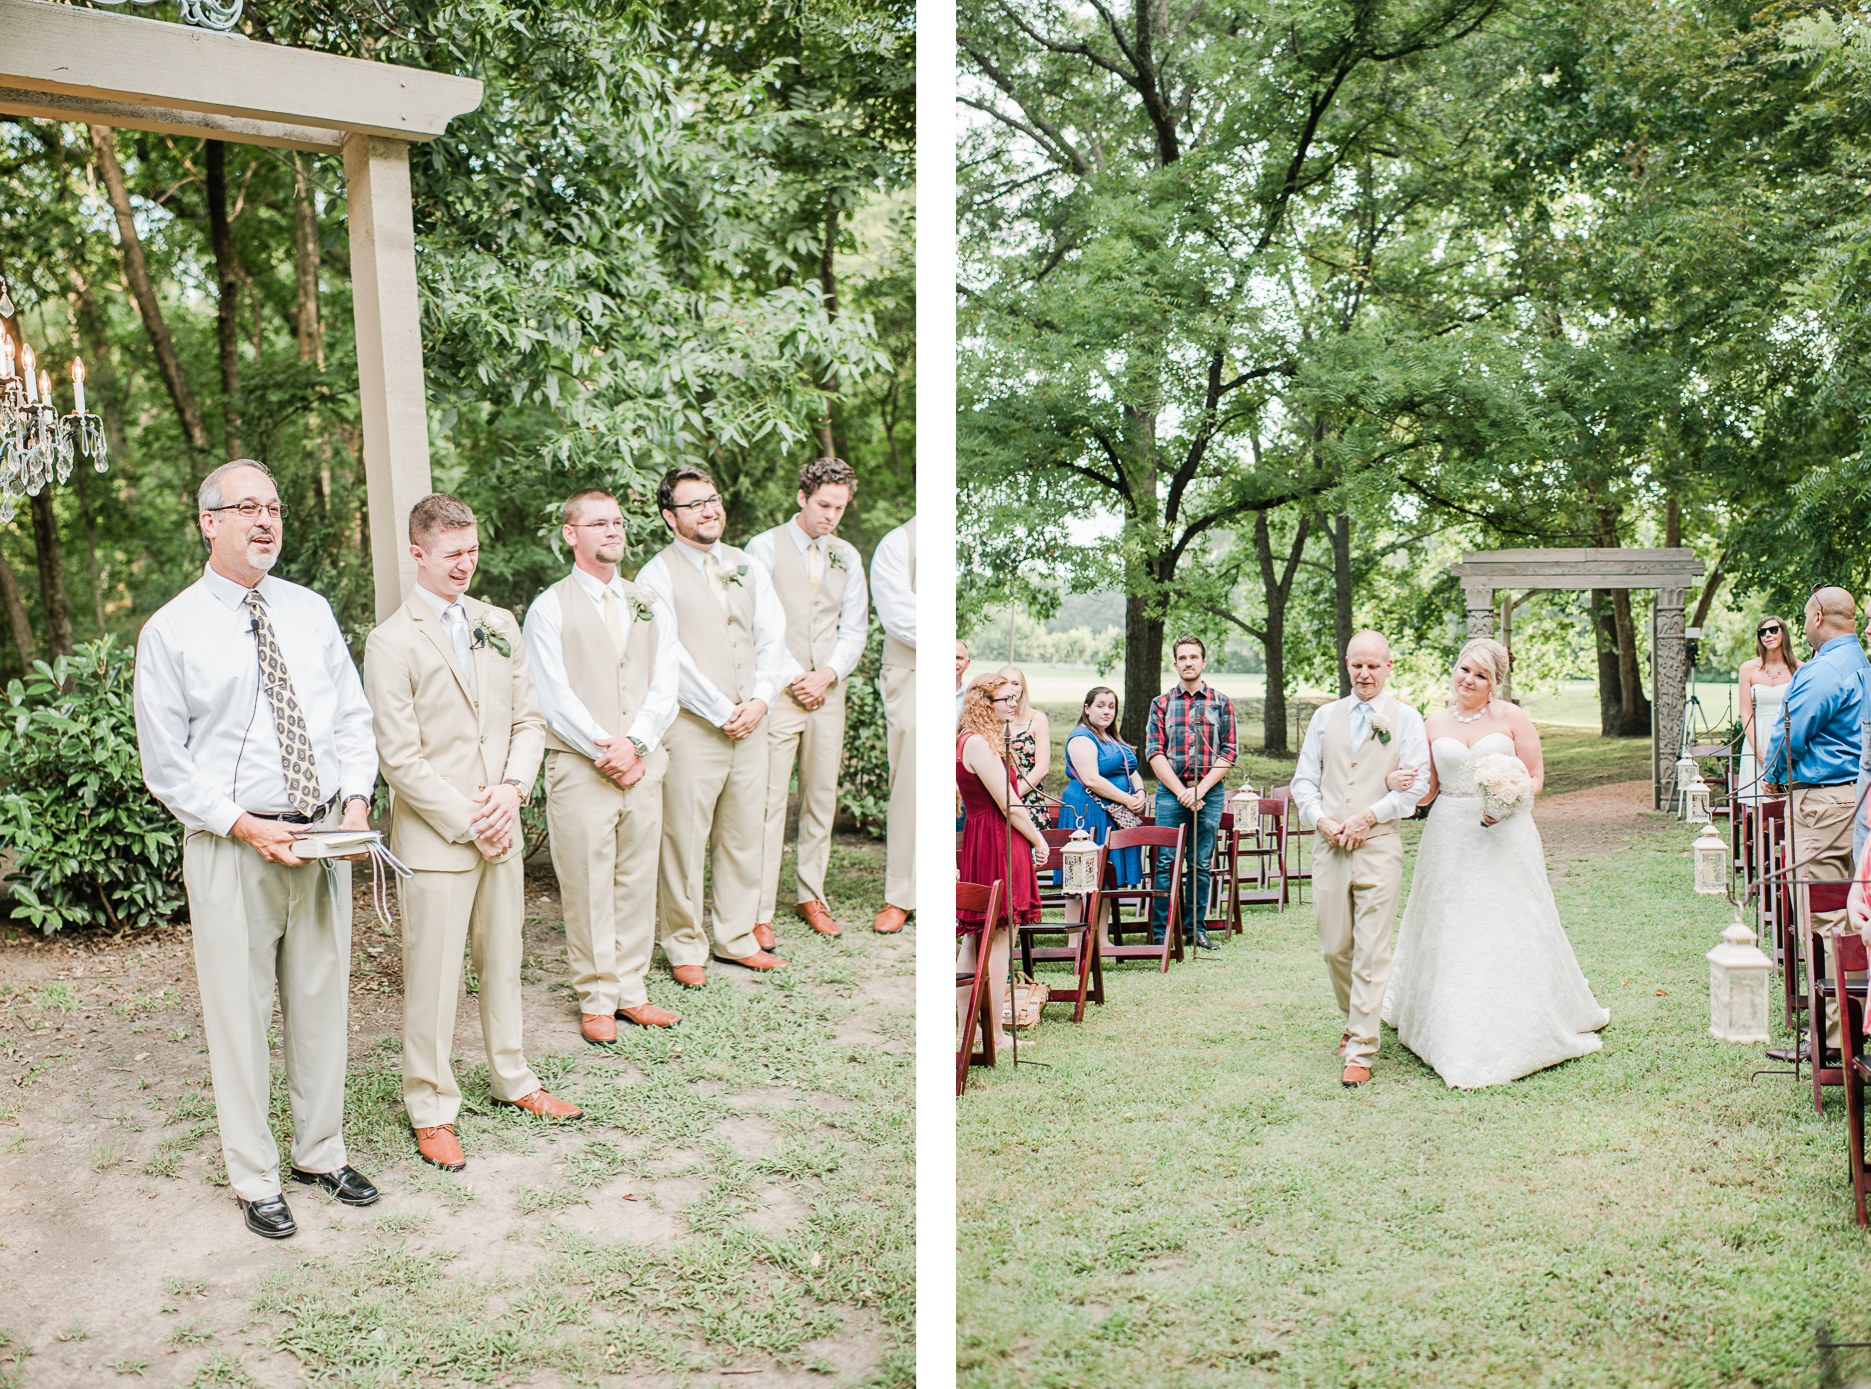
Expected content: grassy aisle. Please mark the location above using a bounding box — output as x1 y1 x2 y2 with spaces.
958 817 1871 1388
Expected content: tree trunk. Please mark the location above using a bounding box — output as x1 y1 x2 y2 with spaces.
1691 551 1727 630
816 200 841 458
90 125 211 456
1611 588 1651 733
0 546 37 669
28 490 75 659
1328 511 1353 696
1665 491 1682 549
1254 510 1312 755
73 465 107 633
1593 589 1623 738
205 140 243 458
292 154 325 369
1122 586 1164 757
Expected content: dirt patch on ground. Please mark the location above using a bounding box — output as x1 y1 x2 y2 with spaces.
1534 779 1684 860
0 834 911 1387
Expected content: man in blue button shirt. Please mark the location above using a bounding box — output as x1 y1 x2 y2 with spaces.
1763 585 1869 1060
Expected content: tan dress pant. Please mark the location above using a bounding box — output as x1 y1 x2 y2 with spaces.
1792 784 1864 1049
1311 828 1405 1069
758 682 847 922
546 746 668 1013
399 853 540 1128
881 660 915 911
182 823 352 1201
658 709 765 965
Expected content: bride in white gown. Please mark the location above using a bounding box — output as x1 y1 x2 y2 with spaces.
1381 637 1610 1089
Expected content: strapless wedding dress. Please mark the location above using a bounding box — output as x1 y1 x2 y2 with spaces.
1381 733 1610 1088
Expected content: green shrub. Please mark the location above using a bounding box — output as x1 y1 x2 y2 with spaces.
0 639 188 934
839 618 893 838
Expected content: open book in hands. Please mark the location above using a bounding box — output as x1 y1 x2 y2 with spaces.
290 828 383 859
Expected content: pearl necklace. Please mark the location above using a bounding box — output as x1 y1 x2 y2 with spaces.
1452 705 1487 724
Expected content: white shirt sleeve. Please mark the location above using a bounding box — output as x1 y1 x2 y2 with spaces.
828 542 870 681
870 525 915 650
1368 702 1432 824
749 559 801 706
324 613 379 804
1290 703 1333 831
134 617 248 838
522 586 609 761
625 594 681 752
743 529 775 575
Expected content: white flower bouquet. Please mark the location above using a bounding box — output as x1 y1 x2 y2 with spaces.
1472 752 1533 827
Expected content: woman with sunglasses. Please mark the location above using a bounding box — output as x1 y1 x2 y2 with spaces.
1738 615 1799 804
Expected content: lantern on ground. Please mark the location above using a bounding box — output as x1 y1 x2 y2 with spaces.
1060 827 1099 896
1675 753 1701 817
1693 822 1728 894
1707 913 1772 1044
1686 781 1712 824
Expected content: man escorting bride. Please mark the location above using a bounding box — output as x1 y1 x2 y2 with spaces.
1296 632 1609 1090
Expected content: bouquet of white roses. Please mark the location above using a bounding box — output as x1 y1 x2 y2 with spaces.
1471 752 1533 827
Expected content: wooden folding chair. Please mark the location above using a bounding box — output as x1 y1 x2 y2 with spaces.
1230 798 1289 928
1017 833 1106 1022
1206 810 1239 938
1835 929 1871 1226
1754 800 1798 1026
1799 878 1857 1112
1096 825 1185 973
1269 786 1311 906
955 880 1004 1097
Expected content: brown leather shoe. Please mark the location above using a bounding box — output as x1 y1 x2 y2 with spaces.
796 901 842 937
617 1001 682 1028
753 922 777 950
493 1088 583 1121
1341 1064 1372 1087
415 1124 466 1172
671 964 707 989
712 949 787 972
872 905 908 934
581 1013 617 1045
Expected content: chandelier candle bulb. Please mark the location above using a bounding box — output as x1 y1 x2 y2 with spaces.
72 359 84 415
37 371 50 409
1 333 12 378
20 345 35 403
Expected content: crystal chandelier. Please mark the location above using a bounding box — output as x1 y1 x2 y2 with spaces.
0 282 109 527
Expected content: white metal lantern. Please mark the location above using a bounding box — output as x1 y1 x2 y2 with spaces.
1675 754 1701 817
1230 784 1258 824
1707 914 1772 1044
1060 827 1100 895
1686 782 1711 824
1693 822 1729 894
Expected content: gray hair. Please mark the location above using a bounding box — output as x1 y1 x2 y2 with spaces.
197 460 277 548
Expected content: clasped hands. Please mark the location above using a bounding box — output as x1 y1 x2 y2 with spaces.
232 797 373 867
468 781 522 860
789 667 836 711
1317 811 1376 850
593 736 648 790
721 698 768 740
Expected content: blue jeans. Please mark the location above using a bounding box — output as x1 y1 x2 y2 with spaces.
1152 784 1225 941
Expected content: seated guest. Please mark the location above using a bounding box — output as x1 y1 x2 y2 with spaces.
1059 686 1146 895
956 674 1047 1056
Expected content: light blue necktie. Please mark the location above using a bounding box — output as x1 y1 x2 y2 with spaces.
1352 701 1371 749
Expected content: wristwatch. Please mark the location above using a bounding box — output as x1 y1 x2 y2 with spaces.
342 794 371 812
627 737 649 757
501 777 529 804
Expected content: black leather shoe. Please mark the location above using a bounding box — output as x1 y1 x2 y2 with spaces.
1195 929 1216 951
291 1165 381 1207
239 1194 298 1239
1766 1036 1815 1064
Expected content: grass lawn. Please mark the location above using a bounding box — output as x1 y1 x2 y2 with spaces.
958 800 1871 1387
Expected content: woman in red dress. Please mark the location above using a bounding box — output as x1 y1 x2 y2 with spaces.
957 673 1048 1056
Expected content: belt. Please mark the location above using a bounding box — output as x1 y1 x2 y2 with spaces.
1789 781 1855 791
247 795 338 824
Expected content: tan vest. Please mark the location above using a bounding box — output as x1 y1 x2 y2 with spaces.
1320 699 1401 839
652 542 756 703
762 524 850 670
541 572 659 756
882 517 916 671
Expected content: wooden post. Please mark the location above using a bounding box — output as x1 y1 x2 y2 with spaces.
344 133 432 621
1464 585 1495 640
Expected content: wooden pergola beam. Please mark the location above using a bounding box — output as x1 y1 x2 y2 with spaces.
0 84 342 152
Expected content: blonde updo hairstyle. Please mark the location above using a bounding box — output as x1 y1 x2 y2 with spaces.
1450 637 1511 707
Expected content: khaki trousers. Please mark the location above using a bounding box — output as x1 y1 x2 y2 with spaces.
1311 828 1405 1069
399 854 540 1128
182 825 352 1201
545 746 668 1013
1792 784 1865 1049
758 682 847 922
658 709 765 965
881 660 915 911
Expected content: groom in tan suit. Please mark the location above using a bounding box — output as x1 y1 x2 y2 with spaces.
1291 631 1431 1087
364 494 582 1173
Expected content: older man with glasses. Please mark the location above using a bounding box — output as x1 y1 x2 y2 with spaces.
636 465 797 988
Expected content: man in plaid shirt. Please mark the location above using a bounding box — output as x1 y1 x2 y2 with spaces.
1145 636 1237 947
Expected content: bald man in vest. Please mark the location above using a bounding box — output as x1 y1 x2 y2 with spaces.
746 457 869 946
523 488 683 1043
637 464 795 986
1291 631 1431 1087
870 515 916 933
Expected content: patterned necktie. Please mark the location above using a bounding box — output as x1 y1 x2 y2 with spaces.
245 589 323 815
702 551 731 616
601 587 626 657
807 539 823 594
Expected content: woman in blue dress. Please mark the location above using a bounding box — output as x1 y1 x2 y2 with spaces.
1059 687 1147 906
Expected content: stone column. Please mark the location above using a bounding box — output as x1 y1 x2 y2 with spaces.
1464 586 1496 640
1655 588 1687 812
344 133 434 622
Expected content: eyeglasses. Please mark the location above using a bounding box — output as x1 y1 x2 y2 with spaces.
1758 625 1783 637
669 495 724 515
990 694 1019 705
206 500 288 520
570 519 626 533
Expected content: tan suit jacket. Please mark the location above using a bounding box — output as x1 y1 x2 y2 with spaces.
363 591 546 872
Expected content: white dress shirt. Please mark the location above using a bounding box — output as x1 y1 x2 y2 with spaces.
1290 693 1432 830
522 566 681 758
743 520 869 681
134 563 378 836
413 583 476 694
635 540 798 727
870 521 915 651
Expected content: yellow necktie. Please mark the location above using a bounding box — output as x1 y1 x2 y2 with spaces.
807 540 823 594
702 552 730 616
601 588 626 657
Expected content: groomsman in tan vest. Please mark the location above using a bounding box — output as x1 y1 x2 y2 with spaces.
637 464 795 986
1291 631 1431 1088
870 515 916 933
746 457 869 946
364 494 583 1173
523 488 683 1044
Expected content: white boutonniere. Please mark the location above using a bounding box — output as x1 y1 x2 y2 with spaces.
826 545 850 573
469 618 510 659
629 596 656 624
1368 707 1393 745
720 563 749 589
